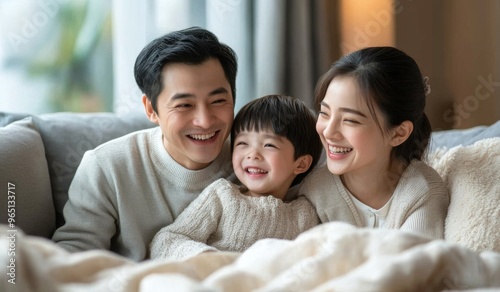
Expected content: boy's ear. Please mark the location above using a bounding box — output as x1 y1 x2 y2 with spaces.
142 95 159 124
390 120 413 147
293 155 313 175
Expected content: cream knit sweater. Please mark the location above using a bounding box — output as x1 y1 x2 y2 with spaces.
150 178 320 261
298 160 449 239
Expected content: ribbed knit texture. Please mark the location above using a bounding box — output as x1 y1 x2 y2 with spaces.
150 178 320 261
52 127 235 261
298 160 449 239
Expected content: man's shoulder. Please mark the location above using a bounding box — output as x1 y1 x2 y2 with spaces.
94 127 158 151
82 127 158 167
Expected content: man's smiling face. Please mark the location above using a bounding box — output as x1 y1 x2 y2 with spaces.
144 58 234 170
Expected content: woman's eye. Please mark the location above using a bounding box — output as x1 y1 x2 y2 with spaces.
344 119 359 124
318 111 328 118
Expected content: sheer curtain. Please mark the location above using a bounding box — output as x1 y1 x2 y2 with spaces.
112 0 339 114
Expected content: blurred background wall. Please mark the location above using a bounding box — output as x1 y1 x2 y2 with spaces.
0 0 498 130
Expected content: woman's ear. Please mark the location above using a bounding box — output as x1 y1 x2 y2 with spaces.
142 95 159 124
390 120 413 147
293 155 313 175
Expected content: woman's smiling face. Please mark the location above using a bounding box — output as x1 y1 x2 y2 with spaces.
316 75 394 177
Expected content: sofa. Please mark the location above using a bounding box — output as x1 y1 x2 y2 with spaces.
1 112 500 291
0 111 156 239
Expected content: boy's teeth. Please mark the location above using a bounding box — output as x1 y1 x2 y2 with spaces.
247 168 267 174
190 132 216 140
329 146 353 154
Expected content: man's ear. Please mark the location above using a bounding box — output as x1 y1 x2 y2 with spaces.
142 95 159 124
293 155 313 175
390 120 413 147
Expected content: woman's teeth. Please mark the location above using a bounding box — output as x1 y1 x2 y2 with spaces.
329 146 353 154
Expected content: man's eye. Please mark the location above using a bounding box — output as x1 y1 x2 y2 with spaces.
212 99 227 105
175 104 192 109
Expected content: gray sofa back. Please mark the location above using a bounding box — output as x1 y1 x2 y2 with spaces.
0 112 156 238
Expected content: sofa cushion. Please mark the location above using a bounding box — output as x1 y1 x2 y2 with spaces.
0 112 31 127
429 120 500 152
31 112 156 228
428 137 500 253
0 118 56 238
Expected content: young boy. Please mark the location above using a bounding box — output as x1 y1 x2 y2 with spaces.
150 95 323 260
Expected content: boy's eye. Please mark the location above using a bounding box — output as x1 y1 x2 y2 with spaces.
264 143 277 148
235 141 247 146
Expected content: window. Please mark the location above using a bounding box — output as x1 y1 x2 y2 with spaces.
0 0 112 114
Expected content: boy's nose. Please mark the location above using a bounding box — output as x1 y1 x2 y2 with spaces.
246 149 261 160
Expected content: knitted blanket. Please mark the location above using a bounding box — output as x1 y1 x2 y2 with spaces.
427 137 500 253
1 222 500 292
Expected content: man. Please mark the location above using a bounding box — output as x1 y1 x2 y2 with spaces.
52 27 238 261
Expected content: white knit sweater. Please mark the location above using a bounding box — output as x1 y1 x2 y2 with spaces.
298 160 449 239
150 178 320 261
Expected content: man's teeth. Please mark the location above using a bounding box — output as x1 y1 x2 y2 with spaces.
329 146 353 154
247 168 267 174
190 132 216 140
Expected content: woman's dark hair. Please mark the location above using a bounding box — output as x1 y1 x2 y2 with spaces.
134 27 238 112
314 46 432 163
232 95 323 186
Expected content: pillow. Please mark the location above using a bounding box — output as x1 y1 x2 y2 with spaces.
429 120 500 152
428 137 500 253
0 118 55 238
31 112 156 228
0 112 31 127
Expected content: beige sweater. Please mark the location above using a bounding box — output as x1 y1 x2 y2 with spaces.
298 160 450 239
150 178 320 261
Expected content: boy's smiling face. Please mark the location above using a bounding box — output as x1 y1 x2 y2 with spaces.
232 129 309 200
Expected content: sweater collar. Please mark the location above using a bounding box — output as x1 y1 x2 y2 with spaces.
151 128 233 190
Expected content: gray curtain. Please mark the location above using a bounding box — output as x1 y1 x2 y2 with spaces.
204 0 340 111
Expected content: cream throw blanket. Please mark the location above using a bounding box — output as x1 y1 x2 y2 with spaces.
2 222 500 292
427 137 500 253
2 138 500 291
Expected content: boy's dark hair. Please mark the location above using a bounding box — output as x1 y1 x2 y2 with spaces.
232 95 323 186
134 27 238 112
315 46 432 164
